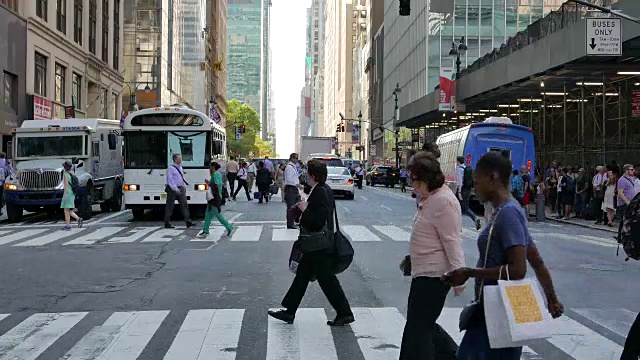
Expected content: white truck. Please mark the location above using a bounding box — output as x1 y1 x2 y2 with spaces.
3 119 124 222
300 136 334 162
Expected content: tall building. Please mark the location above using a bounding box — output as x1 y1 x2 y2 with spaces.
226 0 261 118
206 0 228 127
351 0 370 161
309 0 325 137
266 48 276 150
180 0 207 113
294 106 301 154
260 0 271 141
368 0 384 164
323 0 356 156
0 1 26 152
123 0 186 112
382 0 565 162
25 0 124 127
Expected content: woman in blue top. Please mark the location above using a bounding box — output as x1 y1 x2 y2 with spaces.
61 161 82 230
443 152 563 359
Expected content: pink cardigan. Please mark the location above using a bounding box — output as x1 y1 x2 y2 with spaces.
410 187 465 278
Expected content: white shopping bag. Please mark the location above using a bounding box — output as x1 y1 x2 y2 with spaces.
483 278 555 349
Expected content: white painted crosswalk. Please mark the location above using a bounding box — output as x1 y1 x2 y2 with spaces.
0 306 629 359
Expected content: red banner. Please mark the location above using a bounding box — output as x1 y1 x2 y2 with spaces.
34 95 52 120
439 67 455 111
633 90 640 118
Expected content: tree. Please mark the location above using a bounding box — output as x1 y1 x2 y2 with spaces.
225 100 261 157
253 138 275 158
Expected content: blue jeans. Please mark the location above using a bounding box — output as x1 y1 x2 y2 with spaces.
457 313 522 360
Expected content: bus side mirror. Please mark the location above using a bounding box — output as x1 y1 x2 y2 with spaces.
108 134 117 150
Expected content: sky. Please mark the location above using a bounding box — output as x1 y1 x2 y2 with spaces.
271 0 311 157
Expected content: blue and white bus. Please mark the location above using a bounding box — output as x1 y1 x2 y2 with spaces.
436 117 535 191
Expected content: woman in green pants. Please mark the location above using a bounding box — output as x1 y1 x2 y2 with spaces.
197 162 233 238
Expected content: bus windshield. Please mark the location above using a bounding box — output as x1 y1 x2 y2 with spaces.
124 131 211 169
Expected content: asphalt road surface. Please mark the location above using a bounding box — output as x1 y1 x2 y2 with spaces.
0 184 637 359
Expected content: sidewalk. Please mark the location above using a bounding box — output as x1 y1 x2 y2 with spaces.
532 209 617 233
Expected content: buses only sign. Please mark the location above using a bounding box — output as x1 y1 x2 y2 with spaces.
586 18 621 56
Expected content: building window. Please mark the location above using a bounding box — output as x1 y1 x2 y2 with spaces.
352 35 357 43
2 71 17 113
55 63 66 103
113 0 119 70
56 0 66 33
1 0 19 12
352 22 356 31
111 92 117 119
34 53 47 97
89 0 97 54
74 0 83 45
36 0 48 21
102 0 109 63
103 88 108 117
72 72 82 108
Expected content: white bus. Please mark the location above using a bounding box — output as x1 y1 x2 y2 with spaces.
122 106 227 220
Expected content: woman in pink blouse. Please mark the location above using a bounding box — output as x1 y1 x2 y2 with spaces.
399 154 465 359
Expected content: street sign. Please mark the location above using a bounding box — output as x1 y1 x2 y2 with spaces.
586 18 621 56
398 141 411 146
370 144 377 156
392 147 403 151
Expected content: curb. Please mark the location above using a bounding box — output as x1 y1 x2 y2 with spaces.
541 215 617 234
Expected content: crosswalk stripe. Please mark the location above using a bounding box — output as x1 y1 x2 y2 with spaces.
0 314 9 322
231 225 262 241
14 229 87 247
271 228 298 242
349 307 404 358
107 227 158 243
547 315 623 359
0 229 49 246
373 225 410 242
63 227 127 245
0 312 87 360
164 309 244 360
574 308 635 338
266 308 338 360
341 225 382 242
142 228 184 242
63 310 169 360
190 226 226 242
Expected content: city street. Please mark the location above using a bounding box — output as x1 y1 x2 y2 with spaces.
0 185 638 360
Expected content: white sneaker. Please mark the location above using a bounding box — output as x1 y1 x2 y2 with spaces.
196 231 208 238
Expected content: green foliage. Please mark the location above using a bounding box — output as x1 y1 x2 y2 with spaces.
225 99 275 158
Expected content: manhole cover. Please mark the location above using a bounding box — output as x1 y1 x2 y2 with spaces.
579 264 624 272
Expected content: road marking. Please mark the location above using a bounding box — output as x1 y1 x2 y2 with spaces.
380 205 392 211
373 225 410 241
360 196 368 201
107 227 158 243
14 229 88 246
232 220 286 224
164 309 244 360
349 307 405 359
63 227 127 245
0 314 9 322
341 225 382 242
573 308 636 338
549 233 619 248
339 204 352 214
272 228 298 242
63 310 169 360
0 312 87 360
230 225 262 241
547 315 622 360
0 229 49 246
228 213 243 223
266 308 338 360
191 226 227 242
88 210 131 225
142 228 184 242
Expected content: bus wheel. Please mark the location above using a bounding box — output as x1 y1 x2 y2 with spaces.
132 208 145 221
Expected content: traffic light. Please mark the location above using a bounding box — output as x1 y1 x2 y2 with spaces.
241 125 246 133
399 0 410 16
340 122 345 132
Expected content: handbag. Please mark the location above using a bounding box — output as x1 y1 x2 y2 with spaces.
269 183 279 194
459 207 502 331
331 206 354 274
296 186 334 253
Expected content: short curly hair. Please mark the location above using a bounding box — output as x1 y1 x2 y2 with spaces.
409 156 445 190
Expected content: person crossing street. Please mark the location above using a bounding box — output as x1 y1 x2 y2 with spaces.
456 156 482 230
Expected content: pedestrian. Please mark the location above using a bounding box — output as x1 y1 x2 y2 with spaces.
399 166 408 193
0 152 7 216
247 160 256 192
198 162 233 238
399 155 463 360
443 152 563 359
456 156 482 230
275 164 285 202
409 142 441 208
268 159 354 326
593 166 608 224
546 168 559 216
264 155 274 174
164 154 194 229
226 156 239 196
284 153 302 229
602 171 617 227
61 161 82 230
255 161 272 203
617 164 636 234
520 165 532 216
509 169 524 204
621 312 640 359
232 162 252 201
354 164 364 189
575 168 588 218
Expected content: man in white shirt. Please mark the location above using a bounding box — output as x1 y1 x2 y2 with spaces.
284 153 302 229
354 164 364 189
226 157 239 195
247 160 257 192
232 162 252 201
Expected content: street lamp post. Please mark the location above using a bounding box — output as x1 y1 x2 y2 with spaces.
449 37 468 79
357 111 363 160
392 83 401 167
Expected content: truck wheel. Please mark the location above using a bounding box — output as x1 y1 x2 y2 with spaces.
132 208 145 221
109 180 123 212
78 188 93 220
6 203 23 223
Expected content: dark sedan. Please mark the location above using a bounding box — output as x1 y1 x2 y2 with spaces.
365 165 398 188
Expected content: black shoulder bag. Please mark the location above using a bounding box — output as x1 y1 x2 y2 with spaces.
331 204 354 274
459 207 501 331
297 186 334 253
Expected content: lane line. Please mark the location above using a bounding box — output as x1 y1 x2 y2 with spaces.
266 308 338 360
0 312 87 360
0 229 49 246
230 225 262 242
0 314 9 322
88 210 131 225
341 225 382 242
14 229 88 247
373 225 410 241
338 204 352 214
349 307 405 359
228 213 243 223
573 308 636 338
107 227 159 243
272 228 299 242
360 196 368 201
63 310 169 360
142 228 184 242
164 309 245 360
380 205 393 211
63 227 127 245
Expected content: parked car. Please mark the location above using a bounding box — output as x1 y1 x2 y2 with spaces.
326 166 355 199
365 165 398 188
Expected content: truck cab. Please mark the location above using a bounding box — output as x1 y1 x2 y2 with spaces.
3 119 124 222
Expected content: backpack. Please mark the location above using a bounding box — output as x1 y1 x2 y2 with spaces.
462 165 474 189
70 173 80 194
617 192 640 261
